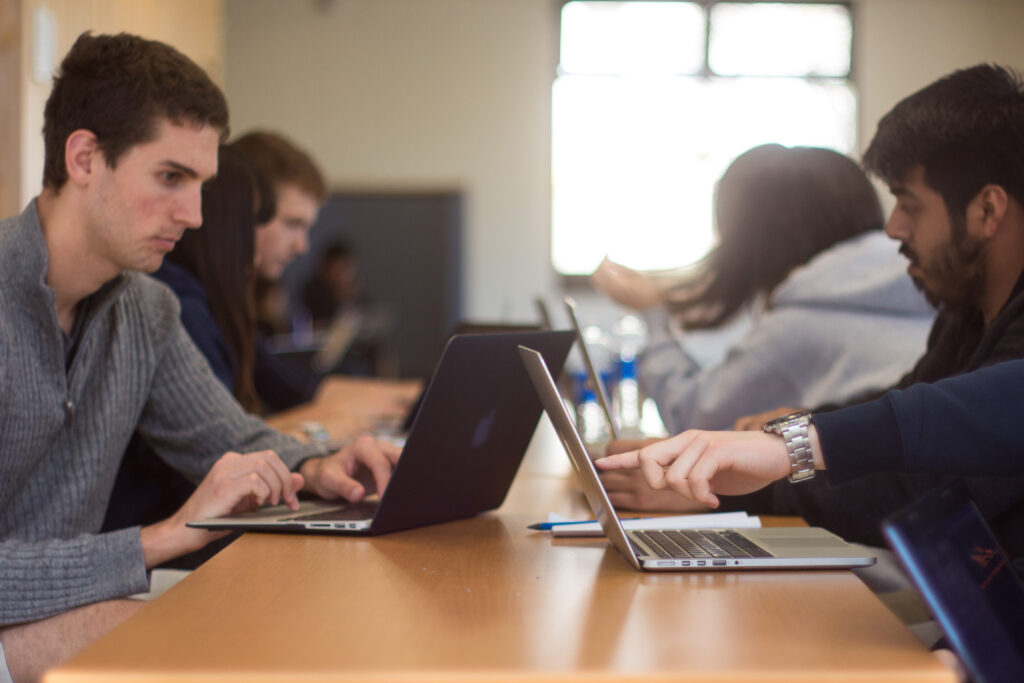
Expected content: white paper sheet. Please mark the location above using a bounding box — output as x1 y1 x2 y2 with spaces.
545 511 761 537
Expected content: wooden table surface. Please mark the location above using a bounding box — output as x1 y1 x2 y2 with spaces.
45 406 954 682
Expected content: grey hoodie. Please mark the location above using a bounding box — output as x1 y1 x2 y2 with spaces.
639 230 935 433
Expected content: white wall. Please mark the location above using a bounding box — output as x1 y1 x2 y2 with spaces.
223 0 1024 322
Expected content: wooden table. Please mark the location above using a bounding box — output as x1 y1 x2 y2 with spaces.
45 414 954 682
267 375 423 441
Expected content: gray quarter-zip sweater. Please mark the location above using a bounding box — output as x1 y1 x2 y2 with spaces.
0 201 324 626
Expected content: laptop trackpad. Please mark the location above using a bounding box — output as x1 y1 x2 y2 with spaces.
281 499 380 521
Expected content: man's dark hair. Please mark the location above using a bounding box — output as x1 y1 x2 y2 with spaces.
863 64 1024 233
228 130 327 204
42 32 230 190
669 144 883 329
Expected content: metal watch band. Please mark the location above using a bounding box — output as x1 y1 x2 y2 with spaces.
762 412 815 483
777 418 815 483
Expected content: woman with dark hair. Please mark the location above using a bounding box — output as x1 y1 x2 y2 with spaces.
158 147 275 412
101 147 275 548
592 144 935 438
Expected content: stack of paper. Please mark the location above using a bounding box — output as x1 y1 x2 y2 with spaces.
543 511 761 537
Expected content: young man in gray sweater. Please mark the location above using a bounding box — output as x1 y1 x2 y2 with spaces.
0 33 398 681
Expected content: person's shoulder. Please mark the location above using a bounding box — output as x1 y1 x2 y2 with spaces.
0 213 19 323
0 216 19 281
993 273 1024 325
782 231 897 288
0 202 45 273
0 203 33 233
122 270 181 309
117 272 184 335
0 212 22 243
773 231 932 316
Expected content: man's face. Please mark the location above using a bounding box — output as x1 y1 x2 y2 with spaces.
253 184 320 280
885 166 986 309
85 119 219 275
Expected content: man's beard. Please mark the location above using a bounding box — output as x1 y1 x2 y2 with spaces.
901 235 986 310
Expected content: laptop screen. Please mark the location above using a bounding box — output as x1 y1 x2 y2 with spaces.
518 344 641 568
883 481 1024 683
563 297 619 440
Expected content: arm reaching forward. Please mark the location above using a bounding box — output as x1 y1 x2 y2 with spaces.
595 428 823 508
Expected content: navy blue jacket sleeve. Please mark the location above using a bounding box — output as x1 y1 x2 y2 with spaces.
176 294 236 391
815 358 1024 483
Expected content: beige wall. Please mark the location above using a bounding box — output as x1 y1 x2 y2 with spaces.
9 0 223 213
223 0 1024 320
856 0 1024 156
224 0 560 321
0 1 21 219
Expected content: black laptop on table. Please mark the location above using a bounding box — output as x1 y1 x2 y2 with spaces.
883 480 1024 683
391 322 543 436
190 330 575 536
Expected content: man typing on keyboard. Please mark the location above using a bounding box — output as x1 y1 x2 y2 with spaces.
0 32 398 681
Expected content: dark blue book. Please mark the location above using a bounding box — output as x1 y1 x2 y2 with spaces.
883 480 1024 683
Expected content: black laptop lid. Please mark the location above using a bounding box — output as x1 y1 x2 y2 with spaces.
882 480 1024 683
399 322 543 432
370 330 575 534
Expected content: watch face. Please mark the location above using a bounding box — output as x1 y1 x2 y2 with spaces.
764 410 811 428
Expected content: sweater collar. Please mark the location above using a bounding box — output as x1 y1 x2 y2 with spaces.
11 199 130 326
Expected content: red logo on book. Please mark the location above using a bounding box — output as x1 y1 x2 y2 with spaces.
970 546 1007 589
972 546 998 568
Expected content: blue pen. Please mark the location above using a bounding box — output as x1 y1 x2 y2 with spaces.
526 519 597 531
527 516 659 531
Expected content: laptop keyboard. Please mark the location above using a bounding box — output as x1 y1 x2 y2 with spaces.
282 501 379 522
632 530 772 559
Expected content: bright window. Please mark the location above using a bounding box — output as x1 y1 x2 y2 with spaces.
552 1 856 275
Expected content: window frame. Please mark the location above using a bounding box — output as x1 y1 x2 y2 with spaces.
552 0 858 284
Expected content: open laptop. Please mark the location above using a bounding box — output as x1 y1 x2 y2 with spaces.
518 345 876 570
392 322 543 435
883 481 1024 683
564 297 619 439
535 296 554 330
190 330 575 536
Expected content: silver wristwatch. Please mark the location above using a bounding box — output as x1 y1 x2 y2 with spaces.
761 410 815 483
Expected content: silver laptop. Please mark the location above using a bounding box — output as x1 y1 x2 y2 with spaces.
189 330 575 536
518 345 875 570
563 297 619 439
535 296 554 331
